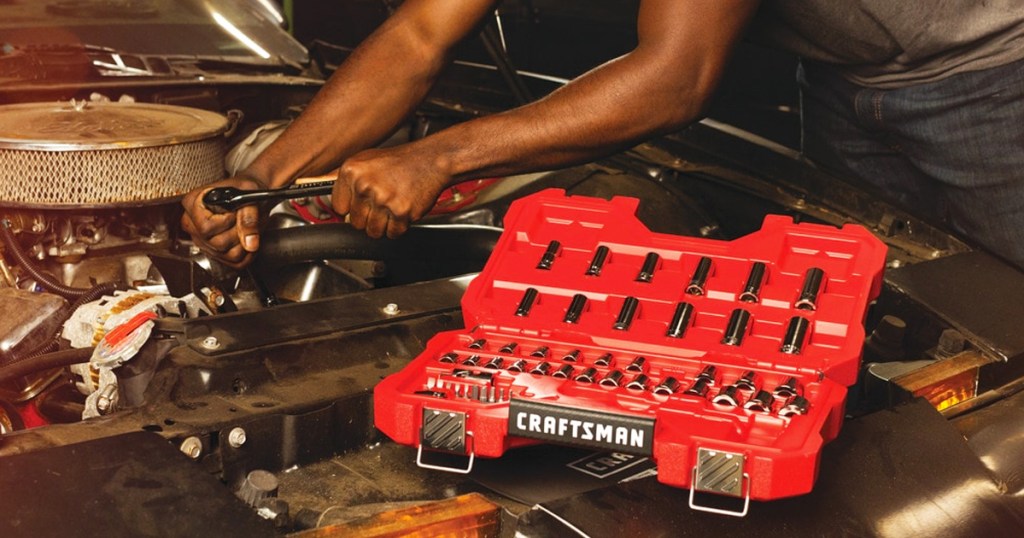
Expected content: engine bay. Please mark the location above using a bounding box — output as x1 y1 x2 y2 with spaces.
0 88 1022 535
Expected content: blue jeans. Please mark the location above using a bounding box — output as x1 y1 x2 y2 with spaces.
798 58 1024 268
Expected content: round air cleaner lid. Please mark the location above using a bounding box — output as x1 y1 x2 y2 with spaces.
0 100 229 151
0 101 229 207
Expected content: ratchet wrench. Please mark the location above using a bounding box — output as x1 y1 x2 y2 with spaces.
202 179 335 213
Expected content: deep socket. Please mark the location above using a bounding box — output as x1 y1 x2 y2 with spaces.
686 257 713 295
796 267 825 310
739 262 767 303
564 294 587 324
613 296 639 330
515 288 538 317
721 309 751 346
537 240 561 270
636 252 660 283
666 302 694 338
781 316 810 354
586 245 610 276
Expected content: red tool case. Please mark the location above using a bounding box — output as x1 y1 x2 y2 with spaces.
375 189 886 514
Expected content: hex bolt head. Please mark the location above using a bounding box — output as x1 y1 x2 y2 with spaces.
228 427 247 448
180 436 202 459
201 336 220 350
382 303 400 316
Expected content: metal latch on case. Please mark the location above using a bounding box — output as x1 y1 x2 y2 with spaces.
416 408 475 474
688 447 750 517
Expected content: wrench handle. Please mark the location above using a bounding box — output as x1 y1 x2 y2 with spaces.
202 181 335 212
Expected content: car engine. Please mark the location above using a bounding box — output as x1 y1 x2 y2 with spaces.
0 99 230 420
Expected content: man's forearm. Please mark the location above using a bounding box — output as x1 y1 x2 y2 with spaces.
420 52 705 182
406 0 757 184
242 0 498 188
242 25 444 188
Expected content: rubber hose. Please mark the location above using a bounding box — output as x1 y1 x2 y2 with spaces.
0 346 93 385
0 219 99 300
255 224 501 270
0 281 119 368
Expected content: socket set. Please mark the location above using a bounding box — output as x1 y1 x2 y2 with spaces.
375 189 886 514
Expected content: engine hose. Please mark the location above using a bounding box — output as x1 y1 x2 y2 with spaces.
255 224 501 270
0 347 93 385
0 281 119 368
0 218 103 300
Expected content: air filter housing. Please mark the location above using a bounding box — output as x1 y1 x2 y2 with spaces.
0 101 228 208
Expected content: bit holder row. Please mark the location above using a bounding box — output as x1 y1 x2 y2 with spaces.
429 340 813 418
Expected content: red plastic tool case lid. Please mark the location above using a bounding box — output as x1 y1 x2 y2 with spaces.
375 189 886 504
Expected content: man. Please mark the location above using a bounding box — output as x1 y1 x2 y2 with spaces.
182 0 1024 268
755 3 1024 267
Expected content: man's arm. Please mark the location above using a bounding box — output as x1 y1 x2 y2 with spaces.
334 0 761 238
181 0 498 266
244 0 501 188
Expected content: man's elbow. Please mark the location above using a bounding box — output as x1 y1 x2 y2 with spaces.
634 52 721 133
656 85 714 134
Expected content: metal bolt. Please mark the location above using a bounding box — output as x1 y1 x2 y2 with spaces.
214 294 226 307
698 225 718 237
189 245 201 256
180 436 202 459
201 336 220 350
228 427 247 448
382 303 400 316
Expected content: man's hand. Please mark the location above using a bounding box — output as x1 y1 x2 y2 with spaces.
181 177 266 268
332 146 451 239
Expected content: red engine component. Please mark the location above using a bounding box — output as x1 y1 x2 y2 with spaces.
375 188 886 514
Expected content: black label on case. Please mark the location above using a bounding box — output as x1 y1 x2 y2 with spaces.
507 399 654 456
